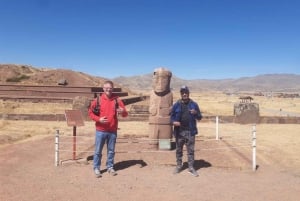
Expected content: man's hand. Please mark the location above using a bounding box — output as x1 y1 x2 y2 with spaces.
99 116 108 124
190 109 197 115
173 121 181 127
116 107 124 114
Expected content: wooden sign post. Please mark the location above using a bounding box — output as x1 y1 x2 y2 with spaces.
64 110 85 160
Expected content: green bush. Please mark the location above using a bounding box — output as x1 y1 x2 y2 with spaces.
6 74 30 82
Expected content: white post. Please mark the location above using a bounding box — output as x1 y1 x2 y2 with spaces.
55 129 60 167
216 116 219 140
252 125 256 171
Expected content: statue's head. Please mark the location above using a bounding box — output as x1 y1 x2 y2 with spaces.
152 67 172 93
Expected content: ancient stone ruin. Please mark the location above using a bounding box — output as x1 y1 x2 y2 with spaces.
72 96 91 120
239 96 253 103
58 79 68 85
234 96 259 124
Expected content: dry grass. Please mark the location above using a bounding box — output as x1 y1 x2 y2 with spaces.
1 92 300 148
0 100 72 114
1 92 300 116
179 92 300 116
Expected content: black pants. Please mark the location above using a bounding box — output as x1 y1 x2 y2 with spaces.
175 130 195 169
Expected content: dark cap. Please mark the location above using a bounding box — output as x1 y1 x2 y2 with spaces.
180 85 189 93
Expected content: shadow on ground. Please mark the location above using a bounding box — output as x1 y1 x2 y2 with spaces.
181 159 211 171
114 160 148 171
87 155 147 172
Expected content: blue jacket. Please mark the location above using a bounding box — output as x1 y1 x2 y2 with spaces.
170 99 202 136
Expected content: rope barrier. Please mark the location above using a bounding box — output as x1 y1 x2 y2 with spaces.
58 149 95 153
196 145 251 151
59 142 93 145
58 135 94 138
54 118 257 171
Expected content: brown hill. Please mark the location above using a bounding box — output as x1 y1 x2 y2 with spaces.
0 64 136 95
1 64 300 93
114 73 300 93
0 64 107 86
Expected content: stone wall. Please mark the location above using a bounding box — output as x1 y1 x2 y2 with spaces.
234 102 260 124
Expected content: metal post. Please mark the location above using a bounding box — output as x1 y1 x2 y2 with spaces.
55 129 59 166
216 116 219 140
252 124 256 171
73 126 77 160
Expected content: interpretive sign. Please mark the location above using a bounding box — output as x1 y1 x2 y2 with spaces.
65 110 85 127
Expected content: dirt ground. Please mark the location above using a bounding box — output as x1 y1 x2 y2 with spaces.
1 65 300 201
1 121 300 201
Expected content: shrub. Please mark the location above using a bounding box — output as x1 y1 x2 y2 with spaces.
6 74 30 82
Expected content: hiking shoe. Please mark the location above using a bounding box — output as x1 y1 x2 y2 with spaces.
94 168 102 178
108 168 117 176
173 165 183 174
188 168 199 177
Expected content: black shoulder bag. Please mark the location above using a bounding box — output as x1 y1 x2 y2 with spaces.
92 95 100 116
92 95 119 116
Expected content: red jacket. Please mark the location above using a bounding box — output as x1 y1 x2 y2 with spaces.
88 94 128 132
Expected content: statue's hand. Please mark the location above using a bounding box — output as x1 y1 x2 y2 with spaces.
149 106 157 116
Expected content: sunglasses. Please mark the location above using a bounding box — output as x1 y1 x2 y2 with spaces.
103 87 113 91
180 90 189 94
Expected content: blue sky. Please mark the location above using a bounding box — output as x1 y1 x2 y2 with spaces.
1 0 299 80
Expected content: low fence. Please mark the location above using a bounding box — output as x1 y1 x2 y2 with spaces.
54 116 257 171
200 116 257 171
3 113 300 123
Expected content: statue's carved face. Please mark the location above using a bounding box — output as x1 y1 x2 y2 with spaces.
152 69 171 93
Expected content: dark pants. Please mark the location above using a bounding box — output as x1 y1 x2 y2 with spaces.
175 130 195 169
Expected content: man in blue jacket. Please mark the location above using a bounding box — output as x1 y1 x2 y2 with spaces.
170 85 202 177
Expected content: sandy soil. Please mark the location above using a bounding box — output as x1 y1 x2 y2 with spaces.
1 121 300 201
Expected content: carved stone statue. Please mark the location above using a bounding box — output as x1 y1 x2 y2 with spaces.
149 67 173 148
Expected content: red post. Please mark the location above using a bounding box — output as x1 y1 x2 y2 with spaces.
73 126 77 160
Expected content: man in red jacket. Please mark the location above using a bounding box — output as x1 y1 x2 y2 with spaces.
88 80 128 178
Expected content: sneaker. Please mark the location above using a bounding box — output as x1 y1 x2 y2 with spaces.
108 168 117 176
188 168 199 177
173 165 183 174
94 168 102 178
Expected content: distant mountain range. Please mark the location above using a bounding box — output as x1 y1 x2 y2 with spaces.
1 64 299 93
114 73 300 93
